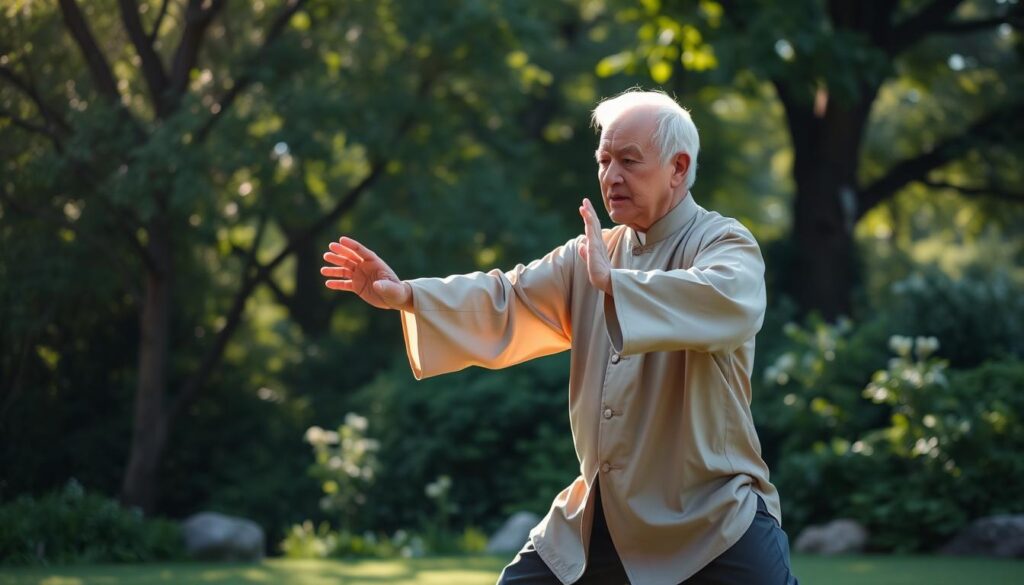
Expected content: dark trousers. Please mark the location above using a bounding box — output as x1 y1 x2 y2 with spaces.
497 482 799 585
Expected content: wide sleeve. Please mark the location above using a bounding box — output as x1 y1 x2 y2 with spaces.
604 227 766 354
399 238 578 379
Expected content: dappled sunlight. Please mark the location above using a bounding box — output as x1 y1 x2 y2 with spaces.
3 556 1023 585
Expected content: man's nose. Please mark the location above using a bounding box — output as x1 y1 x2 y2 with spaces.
602 163 624 186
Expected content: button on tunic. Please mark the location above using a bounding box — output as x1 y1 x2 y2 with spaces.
399 195 781 585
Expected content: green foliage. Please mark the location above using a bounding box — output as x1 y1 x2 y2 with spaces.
305 413 381 532
279 521 426 559
770 332 1024 552
349 355 577 535
755 313 892 459
3 0 1023 559
879 267 1024 366
0 480 183 566
6 555 1024 585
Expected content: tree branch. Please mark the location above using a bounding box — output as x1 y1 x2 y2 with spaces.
0 109 63 151
58 0 124 105
147 0 172 43
0 65 71 135
118 0 169 115
858 103 1024 218
167 158 387 426
888 0 966 55
0 190 153 272
195 0 309 143
263 274 293 308
920 179 1023 203
165 49 434 429
168 0 227 106
167 210 269 425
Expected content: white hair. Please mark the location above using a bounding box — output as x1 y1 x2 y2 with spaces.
591 89 700 190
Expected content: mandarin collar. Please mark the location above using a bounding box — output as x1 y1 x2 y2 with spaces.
629 192 699 248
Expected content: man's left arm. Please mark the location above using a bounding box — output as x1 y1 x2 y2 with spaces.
604 228 766 354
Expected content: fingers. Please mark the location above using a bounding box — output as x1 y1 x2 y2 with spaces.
323 252 356 267
579 198 601 237
324 279 355 291
579 198 607 253
338 236 379 261
329 241 363 263
320 266 352 278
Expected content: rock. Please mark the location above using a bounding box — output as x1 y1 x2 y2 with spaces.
940 515 1024 558
794 519 868 555
487 511 541 553
181 511 265 561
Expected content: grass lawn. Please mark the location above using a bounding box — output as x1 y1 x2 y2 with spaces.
1 554 1021 585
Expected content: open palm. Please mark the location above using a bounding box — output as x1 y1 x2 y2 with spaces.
321 237 410 310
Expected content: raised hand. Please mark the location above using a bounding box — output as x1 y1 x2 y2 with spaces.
321 237 413 311
578 198 612 296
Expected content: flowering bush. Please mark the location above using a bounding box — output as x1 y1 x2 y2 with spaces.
771 332 1024 552
279 520 426 559
304 413 380 532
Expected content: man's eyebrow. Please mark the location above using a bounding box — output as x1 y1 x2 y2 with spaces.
595 144 644 160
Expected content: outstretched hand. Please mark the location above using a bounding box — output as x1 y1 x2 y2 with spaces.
578 198 612 296
321 237 413 311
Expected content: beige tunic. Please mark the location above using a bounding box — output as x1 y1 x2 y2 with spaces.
399 194 781 585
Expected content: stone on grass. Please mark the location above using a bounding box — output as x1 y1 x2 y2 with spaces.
487 511 541 553
794 519 868 555
181 511 265 561
940 515 1024 558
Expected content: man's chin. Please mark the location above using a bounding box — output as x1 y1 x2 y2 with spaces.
607 210 630 225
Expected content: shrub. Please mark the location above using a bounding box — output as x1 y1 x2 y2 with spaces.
0 479 183 565
348 354 578 535
772 336 1024 552
881 266 1024 366
304 413 380 533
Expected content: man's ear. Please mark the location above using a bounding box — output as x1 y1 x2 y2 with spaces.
669 152 690 188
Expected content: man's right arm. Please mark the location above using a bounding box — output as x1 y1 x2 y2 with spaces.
399 238 578 379
323 235 578 379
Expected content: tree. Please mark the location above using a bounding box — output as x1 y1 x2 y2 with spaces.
601 0 1024 318
0 0 634 515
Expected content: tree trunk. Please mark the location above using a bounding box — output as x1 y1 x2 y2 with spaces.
779 83 878 320
120 218 171 512
287 234 331 338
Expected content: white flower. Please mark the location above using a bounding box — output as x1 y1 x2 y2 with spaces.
915 336 940 360
888 335 913 357
345 413 369 432
305 426 325 444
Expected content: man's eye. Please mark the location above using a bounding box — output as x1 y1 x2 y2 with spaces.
623 159 637 165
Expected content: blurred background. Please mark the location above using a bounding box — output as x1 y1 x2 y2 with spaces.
1 0 1023 572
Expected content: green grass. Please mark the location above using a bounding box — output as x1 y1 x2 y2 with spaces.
0 555 1021 585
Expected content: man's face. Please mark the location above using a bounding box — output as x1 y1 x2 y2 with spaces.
595 107 689 232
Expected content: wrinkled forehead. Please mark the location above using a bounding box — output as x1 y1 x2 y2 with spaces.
597 106 659 152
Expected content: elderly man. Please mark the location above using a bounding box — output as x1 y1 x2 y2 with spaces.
321 90 798 585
